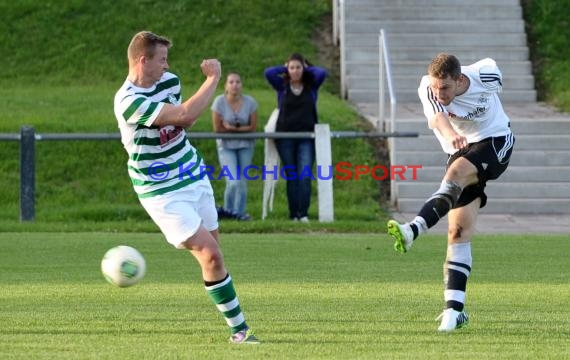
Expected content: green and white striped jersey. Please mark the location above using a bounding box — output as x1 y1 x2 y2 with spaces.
114 72 206 198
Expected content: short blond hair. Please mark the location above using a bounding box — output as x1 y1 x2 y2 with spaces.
428 53 461 80
127 31 171 62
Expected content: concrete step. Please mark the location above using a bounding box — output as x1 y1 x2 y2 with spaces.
394 134 570 151
396 182 570 199
346 61 532 77
345 52 530 72
346 0 520 5
348 74 535 90
346 5 522 20
346 20 525 33
345 46 530 62
396 198 570 214
394 150 570 167
398 165 570 183
394 118 570 135
346 33 527 47
348 88 537 103
341 0 570 215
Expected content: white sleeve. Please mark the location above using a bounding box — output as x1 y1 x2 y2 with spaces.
477 58 503 92
418 75 446 122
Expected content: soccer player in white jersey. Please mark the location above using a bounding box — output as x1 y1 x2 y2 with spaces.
386 53 515 332
113 31 259 344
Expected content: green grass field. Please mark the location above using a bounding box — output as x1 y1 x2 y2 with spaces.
1 2 570 358
1 232 568 359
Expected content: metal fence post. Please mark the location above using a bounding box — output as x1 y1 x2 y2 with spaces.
20 125 35 222
315 124 334 222
339 0 347 99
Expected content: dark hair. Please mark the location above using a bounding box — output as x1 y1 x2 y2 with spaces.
283 52 315 88
428 53 462 80
226 71 241 79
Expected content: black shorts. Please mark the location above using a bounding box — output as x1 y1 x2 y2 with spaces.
447 133 515 209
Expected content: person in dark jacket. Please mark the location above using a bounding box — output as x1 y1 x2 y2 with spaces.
264 53 327 222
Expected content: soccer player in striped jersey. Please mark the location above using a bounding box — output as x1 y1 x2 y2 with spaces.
386 53 515 332
114 31 259 344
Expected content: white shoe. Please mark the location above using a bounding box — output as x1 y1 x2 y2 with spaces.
436 308 469 332
299 216 309 223
387 220 414 253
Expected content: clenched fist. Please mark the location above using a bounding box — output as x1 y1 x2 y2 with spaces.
201 59 221 78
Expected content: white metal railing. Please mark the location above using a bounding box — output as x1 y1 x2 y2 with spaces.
378 29 399 207
4 126 417 222
338 0 347 99
378 29 397 133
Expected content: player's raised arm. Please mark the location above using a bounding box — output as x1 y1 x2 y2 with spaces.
154 59 221 128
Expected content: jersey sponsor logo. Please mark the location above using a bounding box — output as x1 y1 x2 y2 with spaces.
449 106 487 121
159 126 183 147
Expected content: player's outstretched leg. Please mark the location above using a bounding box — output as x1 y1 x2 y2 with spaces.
387 179 462 253
387 220 414 253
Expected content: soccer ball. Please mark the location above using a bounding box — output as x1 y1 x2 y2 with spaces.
101 246 146 287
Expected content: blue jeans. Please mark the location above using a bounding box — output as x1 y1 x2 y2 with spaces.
217 146 254 216
275 138 315 219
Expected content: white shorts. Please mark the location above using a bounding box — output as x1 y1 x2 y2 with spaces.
139 180 218 249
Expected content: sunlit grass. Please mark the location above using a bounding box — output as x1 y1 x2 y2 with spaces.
1 232 569 359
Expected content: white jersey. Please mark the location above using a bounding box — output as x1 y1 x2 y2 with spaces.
114 72 206 198
418 58 512 155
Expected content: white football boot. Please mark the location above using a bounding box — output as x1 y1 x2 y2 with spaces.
436 308 469 332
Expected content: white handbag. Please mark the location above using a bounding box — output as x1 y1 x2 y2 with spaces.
262 109 280 220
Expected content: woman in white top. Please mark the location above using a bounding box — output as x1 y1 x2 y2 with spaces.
211 72 258 220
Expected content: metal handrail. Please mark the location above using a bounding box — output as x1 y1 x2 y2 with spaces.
339 0 347 99
379 29 397 133
5 125 418 222
0 131 418 141
378 29 399 207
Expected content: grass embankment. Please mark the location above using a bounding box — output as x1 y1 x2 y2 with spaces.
522 0 570 110
0 1 390 232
